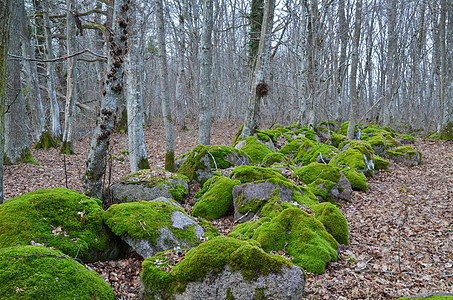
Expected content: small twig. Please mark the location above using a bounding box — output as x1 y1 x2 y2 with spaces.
234 210 252 224
74 244 82 259
7 49 106 62
206 151 218 170
139 220 151 237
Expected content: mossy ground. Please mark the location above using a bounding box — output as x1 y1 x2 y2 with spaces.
294 162 341 184
262 152 290 167
141 236 292 297
104 200 199 246
0 245 114 300
295 142 338 165
0 188 108 262
191 176 241 220
237 136 275 164
230 207 338 274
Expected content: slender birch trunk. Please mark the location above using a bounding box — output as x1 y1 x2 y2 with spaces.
126 3 150 172
346 0 362 140
156 0 176 171
241 0 275 138
175 0 188 130
84 0 130 199
198 0 213 145
61 0 78 154
0 0 13 203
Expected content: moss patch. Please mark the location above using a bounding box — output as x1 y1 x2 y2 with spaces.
312 202 349 245
34 130 58 149
262 152 290 167
237 136 275 164
0 245 114 300
141 236 291 296
0 188 108 262
104 201 199 246
230 208 338 274
294 162 341 184
191 176 240 220
440 121 453 140
295 142 338 166
374 155 390 170
198 219 219 240
230 165 286 183
342 170 367 192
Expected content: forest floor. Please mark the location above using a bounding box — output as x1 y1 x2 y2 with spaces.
3 119 453 299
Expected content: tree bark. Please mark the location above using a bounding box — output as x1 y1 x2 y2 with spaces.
382 0 397 126
336 0 348 123
440 0 453 139
198 0 214 145
83 0 131 199
61 0 78 154
43 0 62 140
156 0 176 171
241 0 275 138
346 0 362 140
126 2 150 173
4 1 31 165
0 0 13 203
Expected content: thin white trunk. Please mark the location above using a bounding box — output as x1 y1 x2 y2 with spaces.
198 0 213 145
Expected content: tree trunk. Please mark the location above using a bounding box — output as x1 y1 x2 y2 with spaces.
0 0 13 203
83 0 131 199
336 0 348 123
156 0 176 171
43 0 62 140
19 0 48 145
4 1 31 165
440 0 452 139
382 0 397 126
346 0 362 140
248 0 264 70
241 0 275 138
61 0 78 154
126 3 150 173
175 0 188 130
198 0 214 145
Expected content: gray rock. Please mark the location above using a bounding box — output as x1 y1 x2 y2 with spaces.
124 210 204 259
232 181 293 223
316 172 353 203
171 264 305 300
150 197 184 210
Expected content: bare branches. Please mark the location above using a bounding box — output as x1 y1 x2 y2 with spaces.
8 49 107 63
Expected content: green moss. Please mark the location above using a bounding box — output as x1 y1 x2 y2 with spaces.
0 245 114 299
384 146 422 166
374 155 390 170
165 151 175 172
381 125 396 136
307 179 338 204
292 187 320 207
238 136 275 164
255 129 281 143
0 188 108 262
227 288 235 300
294 162 341 184
105 201 199 246
262 152 289 167
232 124 244 146
327 134 347 148
259 191 297 219
338 140 374 160
230 208 338 274
342 170 367 191
194 175 221 198
137 157 151 170
191 177 240 220
312 202 349 245
34 130 58 149
199 219 219 240
141 236 291 296
440 121 453 140
3 147 37 165
278 137 308 156
59 141 74 155
230 165 285 183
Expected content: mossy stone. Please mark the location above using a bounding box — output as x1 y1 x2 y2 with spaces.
295 142 338 165
342 170 367 192
0 188 110 262
141 236 291 297
236 136 275 164
278 137 309 156
198 219 219 240
294 162 341 184
262 152 290 167
0 245 114 299
374 155 390 170
327 134 347 148
191 176 241 220
230 207 338 274
312 202 349 245
230 165 286 183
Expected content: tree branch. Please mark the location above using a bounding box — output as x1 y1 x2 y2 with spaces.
8 49 106 63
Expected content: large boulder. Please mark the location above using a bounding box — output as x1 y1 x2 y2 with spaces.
230 207 338 274
312 202 349 245
140 236 305 300
383 146 422 167
191 176 241 220
104 200 204 258
0 245 114 299
330 140 375 177
109 169 189 204
294 140 339 165
0 188 123 262
177 145 249 185
234 136 275 164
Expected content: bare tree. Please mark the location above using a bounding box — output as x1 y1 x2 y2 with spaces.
346 0 362 140
156 0 176 171
84 0 131 199
198 0 214 145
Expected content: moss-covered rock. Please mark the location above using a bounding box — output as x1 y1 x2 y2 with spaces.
104 201 204 258
198 219 219 240
0 245 114 300
396 133 416 144
278 137 309 157
0 188 119 262
312 202 349 245
327 133 347 148
295 142 339 165
383 146 422 167
177 145 250 186
374 155 390 170
294 162 341 184
235 136 275 164
140 236 301 299
342 170 367 192
330 140 375 177
191 176 241 220
229 208 338 274
262 152 290 167
110 169 189 204
230 165 287 184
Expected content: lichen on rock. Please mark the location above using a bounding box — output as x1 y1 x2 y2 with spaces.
383 146 422 167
